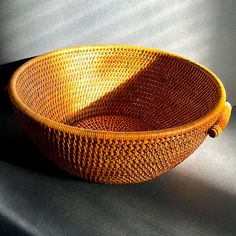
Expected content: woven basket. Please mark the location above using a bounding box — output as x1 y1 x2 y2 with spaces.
9 45 231 184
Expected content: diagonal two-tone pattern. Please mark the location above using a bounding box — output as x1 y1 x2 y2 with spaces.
9 45 226 184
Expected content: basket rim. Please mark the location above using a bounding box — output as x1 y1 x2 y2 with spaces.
9 44 226 140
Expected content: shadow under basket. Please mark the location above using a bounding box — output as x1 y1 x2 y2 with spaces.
9 45 231 184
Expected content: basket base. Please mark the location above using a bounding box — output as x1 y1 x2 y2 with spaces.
68 114 154 132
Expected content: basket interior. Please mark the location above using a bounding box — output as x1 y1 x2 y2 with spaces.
15 47 221 132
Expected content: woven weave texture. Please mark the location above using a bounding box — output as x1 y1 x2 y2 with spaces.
10 45 225 184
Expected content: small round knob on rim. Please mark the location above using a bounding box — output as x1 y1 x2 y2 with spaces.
208 102 232 138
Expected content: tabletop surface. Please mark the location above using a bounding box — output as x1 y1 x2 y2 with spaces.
0 60 236 236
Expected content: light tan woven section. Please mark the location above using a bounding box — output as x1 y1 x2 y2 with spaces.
15 47 219 130
11 45 222 184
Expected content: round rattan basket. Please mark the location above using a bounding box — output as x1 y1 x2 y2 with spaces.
9 45 231 184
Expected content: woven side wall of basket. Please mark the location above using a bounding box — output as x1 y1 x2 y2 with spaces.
9 45 231 184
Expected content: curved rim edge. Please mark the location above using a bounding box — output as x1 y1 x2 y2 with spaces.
9 44 226 140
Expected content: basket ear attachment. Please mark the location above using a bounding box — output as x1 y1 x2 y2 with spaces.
208 102 232 138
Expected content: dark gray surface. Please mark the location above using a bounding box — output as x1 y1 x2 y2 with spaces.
0 82 236 235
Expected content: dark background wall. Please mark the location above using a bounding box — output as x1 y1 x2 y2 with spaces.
0 0 235 104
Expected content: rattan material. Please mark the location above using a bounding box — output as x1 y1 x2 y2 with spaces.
9 45 231 184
